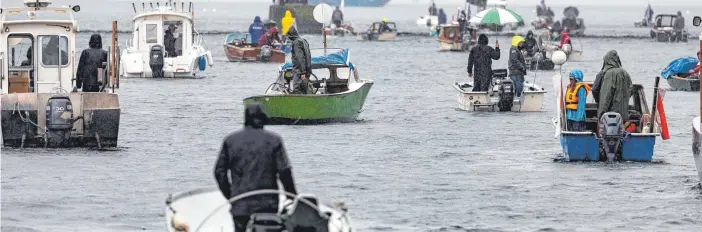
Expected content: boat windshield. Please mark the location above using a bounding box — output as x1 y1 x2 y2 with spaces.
655 15 676 27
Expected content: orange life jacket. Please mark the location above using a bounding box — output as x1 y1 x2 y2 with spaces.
565 83 591 110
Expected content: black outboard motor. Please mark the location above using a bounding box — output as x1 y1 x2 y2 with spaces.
598 112 624 161
490 69 515 111
45 95 74 147
246 213 285 232
150 44 165 78
260 45 272 62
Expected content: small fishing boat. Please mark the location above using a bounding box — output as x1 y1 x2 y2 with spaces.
437 24 475 52
650 14 689 42
120 1 213 78
553 74 669 162
243 48 373 124
223 33 287 63
691 28 702 185
453 69 546 112
164 188 352 232
356 22 397 41
660 56 700 91
1 0 121 148
324 24 355 37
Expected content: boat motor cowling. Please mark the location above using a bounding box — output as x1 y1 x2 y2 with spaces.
260 45 272 62
46 95 74 131
149 44 165 78
598 112 624 161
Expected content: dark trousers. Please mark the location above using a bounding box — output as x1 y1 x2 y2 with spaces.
567 120 586 131
292 73 308 94
510 75 524 97
82 85 100 92
674 30 683 42
234 216 250 232
472 75 491 92
333 20 342 27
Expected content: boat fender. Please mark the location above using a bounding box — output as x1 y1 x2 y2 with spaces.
171 213 189 232
198 56 206 71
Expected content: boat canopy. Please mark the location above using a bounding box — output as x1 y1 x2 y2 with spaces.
661 57 698 79
654 14 678 27
563 6 579 18
280 48 354 70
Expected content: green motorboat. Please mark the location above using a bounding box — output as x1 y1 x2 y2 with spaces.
243 48 373 124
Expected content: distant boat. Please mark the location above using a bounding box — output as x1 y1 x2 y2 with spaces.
307 0 390 7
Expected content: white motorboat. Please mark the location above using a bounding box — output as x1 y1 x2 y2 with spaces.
692 118 702 184
164 188 352 232
454 69 546 112
120 1 213 78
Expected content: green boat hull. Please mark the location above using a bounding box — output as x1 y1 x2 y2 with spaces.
243 82 373 124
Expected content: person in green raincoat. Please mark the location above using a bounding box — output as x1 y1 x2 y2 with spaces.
591 50 633 121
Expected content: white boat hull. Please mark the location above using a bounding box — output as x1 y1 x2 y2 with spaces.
356 32 397 41
164 188 352 232
692 117 702 184
120 49 213 78
454 81 546 112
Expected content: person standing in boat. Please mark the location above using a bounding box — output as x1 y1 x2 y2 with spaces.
332 6 344 28
674 11 685 42
508 36 527 97
565 69 591 131
557 29 571 49
467 34 501 92
428 1 437 16
164 24 177 57
438 8 447 25
287 25 312 94
214 102 299 232
524 31 538 57
591 50 632 121
76 34 108 92
249 16 266 45
258 27 282 47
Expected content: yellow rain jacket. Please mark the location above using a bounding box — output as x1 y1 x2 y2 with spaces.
281 10 295 35
511 36 525 47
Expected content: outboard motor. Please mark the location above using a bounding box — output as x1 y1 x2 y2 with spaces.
149 44 165 78
45 95 74 147
246 213 285 232
260 45 272 62
598 112 624 161
490 69 515 111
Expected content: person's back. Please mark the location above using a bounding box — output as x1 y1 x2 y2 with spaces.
287 26 312 94
675 12 685 30
438 9 447 25
249 16 266 45
77 34 108 92
596 50 632 120
467 34 501 91
332 7 343 26
214 103 298 231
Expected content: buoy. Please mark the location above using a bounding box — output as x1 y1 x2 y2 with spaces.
172 213 189 232
552 51 567 65
198 56 206 71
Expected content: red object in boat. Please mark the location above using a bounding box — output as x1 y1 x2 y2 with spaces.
656 91 670 140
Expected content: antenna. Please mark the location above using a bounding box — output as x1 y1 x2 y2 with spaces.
182 2 185 12
142 2 145 11
132 3 137 13
157 2 160 8
150 3 153 10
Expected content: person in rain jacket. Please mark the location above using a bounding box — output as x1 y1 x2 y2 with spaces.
467 34 501 91
287 25 312 94
524 30 538 57
591 50 632 121
508 36 527 97
258 27 281 47
565 69 591 132
558 29 571 49
674 11 685 42
214 102 298 232
428 1 437 16
248 16 265 45
332 6 344 27
164 24 178 57
379 17 393 33
281 10 295 35
76 34 108 92
643 4 654 25
438 8 447 25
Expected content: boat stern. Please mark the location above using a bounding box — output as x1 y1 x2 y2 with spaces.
621 133 657 161
693 117 702 183
560 131 599 161
514 82 546 112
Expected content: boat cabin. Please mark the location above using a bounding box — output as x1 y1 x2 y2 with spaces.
127 2 196 57
273 48 357 95
438 25 462 42
368 22 396 33
654 14 678 28
0 0 81 94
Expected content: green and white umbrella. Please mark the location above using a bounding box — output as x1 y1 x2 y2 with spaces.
469 7 523 25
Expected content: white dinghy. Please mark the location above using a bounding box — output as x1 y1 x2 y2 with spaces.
454 69 546 112
164 188 352 232
120 1 213 78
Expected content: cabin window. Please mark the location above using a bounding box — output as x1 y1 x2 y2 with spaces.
163 20 184 56
7 35 34 68
146 24 158 44
39 35 69 67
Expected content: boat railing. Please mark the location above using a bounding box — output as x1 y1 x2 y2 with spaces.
131 1 195 15
193 29 208 51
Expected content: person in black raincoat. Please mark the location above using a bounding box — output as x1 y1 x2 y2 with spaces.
76 34 108 92
591 50 632 120
524 30 538 57
467 34 501 91
214 102 298 232
674 11 685 42
287 26 312 94
332 6 344 27
164 24 177 57
438 8 447 25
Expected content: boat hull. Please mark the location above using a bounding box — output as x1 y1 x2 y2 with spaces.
1 93 120 148
560 132 657 161
243 82 373 124
693 117 702 183
454 81 546 112
439 41 471 52
223 44 286 63
666 75 700 91
356 32 396 41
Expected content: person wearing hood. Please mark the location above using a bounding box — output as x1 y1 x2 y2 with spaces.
164 24 178 57
558 29 571 49
457 7 467 37
249 16 266 45
76 34 108 92
281 10 295 35
258 26 282 47
508 36 527 97
332 6 344 28
287 26 312 94
438 8 447 25
591 50 632 121
674 11 685 42
42 36 69 66
565 69 591 132
215 102 298 232
524 30 538 57
643 4 654 25
467 34 501 91
428 1 437 16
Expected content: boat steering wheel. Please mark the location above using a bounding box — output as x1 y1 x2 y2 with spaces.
307 73 320 94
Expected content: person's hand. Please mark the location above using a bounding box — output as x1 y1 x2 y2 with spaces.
495 40 499 47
